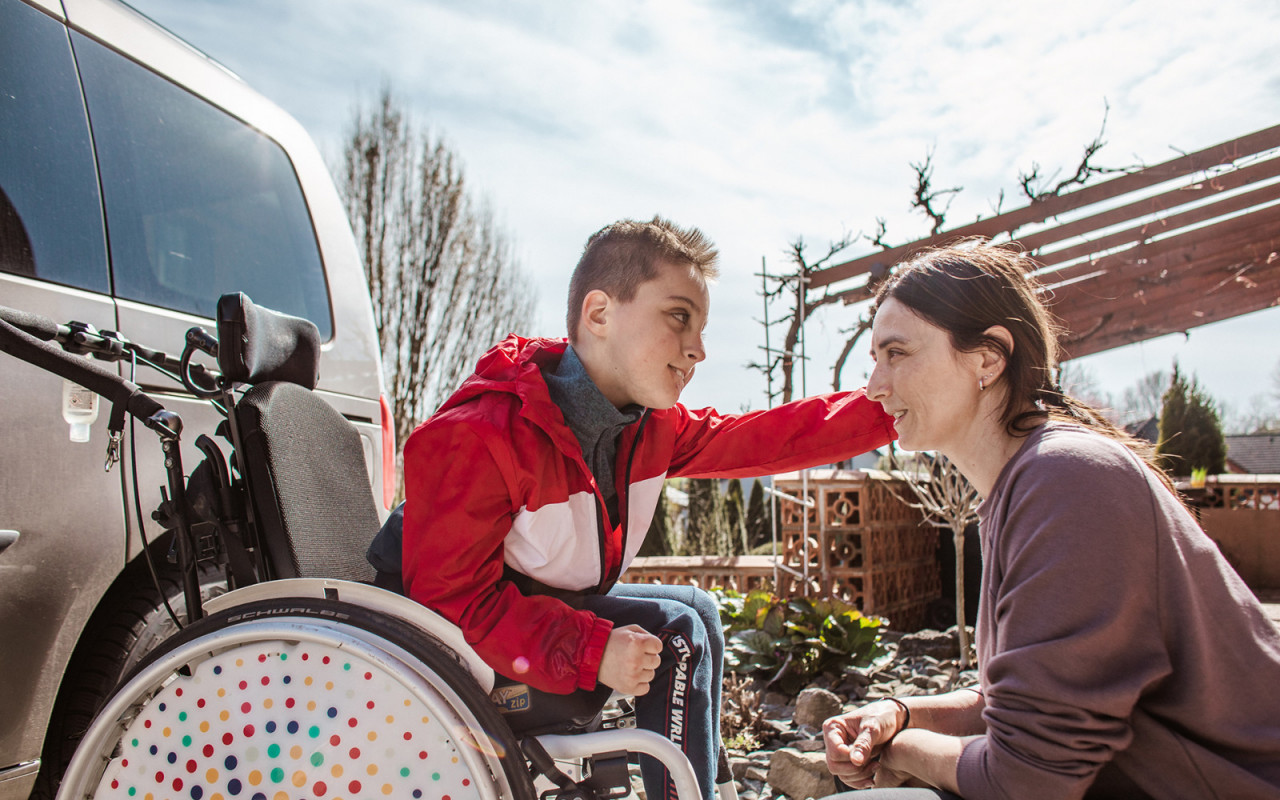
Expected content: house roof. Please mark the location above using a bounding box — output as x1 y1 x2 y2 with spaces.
1125 415 1160 443
1226 432 1280 474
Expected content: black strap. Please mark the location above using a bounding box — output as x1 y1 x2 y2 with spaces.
502 565 593 603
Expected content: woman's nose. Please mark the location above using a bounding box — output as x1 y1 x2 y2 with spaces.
867 362 888 402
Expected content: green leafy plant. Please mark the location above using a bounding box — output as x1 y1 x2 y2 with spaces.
712 588 886 694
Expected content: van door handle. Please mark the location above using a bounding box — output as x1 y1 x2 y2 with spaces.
0 530 18 554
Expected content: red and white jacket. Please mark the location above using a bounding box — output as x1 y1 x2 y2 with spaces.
401 335 895 694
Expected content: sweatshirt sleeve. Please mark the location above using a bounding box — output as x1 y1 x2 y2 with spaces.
956 438 1174 800
401 419 613 694
665 389 896 478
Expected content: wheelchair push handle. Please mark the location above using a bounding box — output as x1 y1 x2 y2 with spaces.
0 304 166 428
0 302 214 622
0 303 60 341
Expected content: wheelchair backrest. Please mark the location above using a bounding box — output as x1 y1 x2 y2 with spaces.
217 293 379 583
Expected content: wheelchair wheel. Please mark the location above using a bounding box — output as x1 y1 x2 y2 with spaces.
57 598 536 800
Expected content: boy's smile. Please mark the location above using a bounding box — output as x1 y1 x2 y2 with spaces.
581 259 710 410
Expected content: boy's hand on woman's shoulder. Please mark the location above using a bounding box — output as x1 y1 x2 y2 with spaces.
597 624 662 696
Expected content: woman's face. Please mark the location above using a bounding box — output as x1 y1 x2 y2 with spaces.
866 297 986 454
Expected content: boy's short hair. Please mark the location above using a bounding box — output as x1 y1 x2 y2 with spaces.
567 216 720 340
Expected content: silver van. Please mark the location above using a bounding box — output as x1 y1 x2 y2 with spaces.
0 1 394 797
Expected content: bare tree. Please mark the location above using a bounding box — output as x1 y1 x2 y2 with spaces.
750 236 858 404
1118 370 1169 425
830 317 872 393
1058 362 1113 414
339 89 535 468
889 449 981 668
910 147 962 235
1221 395 1280 435
1017 101 1143 201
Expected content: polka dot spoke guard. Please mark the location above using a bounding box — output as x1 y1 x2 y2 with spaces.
97 638 488 800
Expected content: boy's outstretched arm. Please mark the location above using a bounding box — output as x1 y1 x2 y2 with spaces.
666 388 896 478
401 420 613 695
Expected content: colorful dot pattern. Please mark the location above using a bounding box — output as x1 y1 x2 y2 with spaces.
94 639 488 800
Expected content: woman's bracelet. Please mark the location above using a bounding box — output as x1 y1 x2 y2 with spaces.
886 697 911 735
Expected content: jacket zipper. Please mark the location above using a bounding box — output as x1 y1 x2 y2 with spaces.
597 410 650 593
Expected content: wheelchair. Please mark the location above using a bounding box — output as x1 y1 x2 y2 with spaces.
0 295 718 800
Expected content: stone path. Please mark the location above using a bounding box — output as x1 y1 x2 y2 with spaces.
619 600 1280 800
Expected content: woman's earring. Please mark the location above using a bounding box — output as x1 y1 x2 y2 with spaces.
978 376 986 392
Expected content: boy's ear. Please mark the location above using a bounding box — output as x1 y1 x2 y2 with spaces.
580 289 612 339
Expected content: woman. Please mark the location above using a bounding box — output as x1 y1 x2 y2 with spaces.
822 240 1280 799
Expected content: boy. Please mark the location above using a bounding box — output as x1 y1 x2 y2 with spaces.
375 217 895 800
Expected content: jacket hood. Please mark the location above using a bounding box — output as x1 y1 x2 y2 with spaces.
439 334 577 447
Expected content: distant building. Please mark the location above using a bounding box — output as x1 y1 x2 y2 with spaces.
1120 417 1280 476
1224 432 1280 475
1125 415 1160 443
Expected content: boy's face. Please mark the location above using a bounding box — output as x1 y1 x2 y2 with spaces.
586 259 709 409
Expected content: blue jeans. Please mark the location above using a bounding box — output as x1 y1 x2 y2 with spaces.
579 583 725 800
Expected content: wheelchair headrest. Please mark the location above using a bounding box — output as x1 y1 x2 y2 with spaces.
216 293 321 390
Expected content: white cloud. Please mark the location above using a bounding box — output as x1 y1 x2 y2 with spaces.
126 0 1280 418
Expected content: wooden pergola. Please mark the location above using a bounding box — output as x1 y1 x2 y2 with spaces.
808 124 1280 359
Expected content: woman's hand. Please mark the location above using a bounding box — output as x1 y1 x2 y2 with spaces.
822 700 908 789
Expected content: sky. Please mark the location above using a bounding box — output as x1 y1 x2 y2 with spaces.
125 0 1280 427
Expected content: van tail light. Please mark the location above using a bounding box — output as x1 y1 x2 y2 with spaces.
380 393 397 510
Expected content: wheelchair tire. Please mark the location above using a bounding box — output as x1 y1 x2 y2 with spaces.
56 597 536 800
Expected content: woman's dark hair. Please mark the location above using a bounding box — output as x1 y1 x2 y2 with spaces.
873 238 1170 482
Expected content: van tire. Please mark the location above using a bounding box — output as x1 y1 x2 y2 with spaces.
30 561 226 800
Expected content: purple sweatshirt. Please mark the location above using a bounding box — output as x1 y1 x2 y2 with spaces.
957 422 1280 800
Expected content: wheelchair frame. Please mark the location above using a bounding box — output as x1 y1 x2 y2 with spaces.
0 297 710 800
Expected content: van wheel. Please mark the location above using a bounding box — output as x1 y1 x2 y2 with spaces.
30 561 226 800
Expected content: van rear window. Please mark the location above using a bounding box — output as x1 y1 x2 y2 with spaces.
0 0 109 293
73 32 333 338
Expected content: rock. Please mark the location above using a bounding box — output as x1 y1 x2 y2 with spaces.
767 747 837 800
832 671 871 699
731 757 752 780
793 739 825 753
895 628 960 660
746 766 769 782
793 687 843 729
